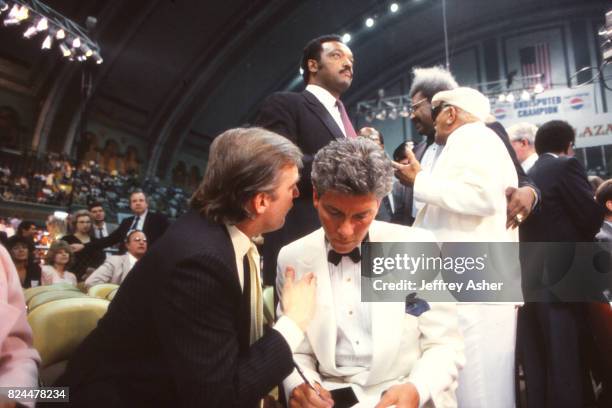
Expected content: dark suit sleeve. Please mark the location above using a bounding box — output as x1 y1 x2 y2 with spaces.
154 254 294 407
488 122 542 208
254 93 315 195
85 218 130 251
558 158 604 240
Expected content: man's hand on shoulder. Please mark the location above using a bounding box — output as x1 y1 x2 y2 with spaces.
281 267 317 332
289 382 333 408
375 383 419 408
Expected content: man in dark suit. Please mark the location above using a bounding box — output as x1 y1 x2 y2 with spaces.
518 120 604 408
56 127 317 408
255 34 355 284
73 191 169 255
396 66 540 227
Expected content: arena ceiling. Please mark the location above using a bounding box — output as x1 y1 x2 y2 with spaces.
0 0 607 178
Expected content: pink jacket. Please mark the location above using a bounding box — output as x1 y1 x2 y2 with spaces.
0 245 40 399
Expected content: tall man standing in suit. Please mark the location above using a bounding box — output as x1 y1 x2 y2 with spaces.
72 190 169 255
276 138 463 408
255 34 355 284
57 127 318 408
518 120 604 408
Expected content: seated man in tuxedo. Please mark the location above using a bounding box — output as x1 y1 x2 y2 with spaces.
276 138 463 408
56 127 318 408
85 229 148 288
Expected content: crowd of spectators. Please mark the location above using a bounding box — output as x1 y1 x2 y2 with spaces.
0 150 190 221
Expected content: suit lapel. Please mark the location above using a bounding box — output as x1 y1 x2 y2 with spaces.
301 229 340 374
120 254 131 282
302 91 345 140
366 222 406 383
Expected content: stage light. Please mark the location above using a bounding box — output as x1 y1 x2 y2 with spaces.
23 25 37 38
390 3 399 13
399 105 410 117
365 17 374 28
36 17 47 31
41 34 52 49
59 42 71 57
55 28 65 39
72 37 80 48
521 90 531 101
388 107 398 120
375 109 387 121
342 33 351 43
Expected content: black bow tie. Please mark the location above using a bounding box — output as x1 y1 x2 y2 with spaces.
327 247 361 266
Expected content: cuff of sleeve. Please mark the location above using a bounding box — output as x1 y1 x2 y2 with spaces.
273 316 304 352
528 186 539 209
407 380 430 408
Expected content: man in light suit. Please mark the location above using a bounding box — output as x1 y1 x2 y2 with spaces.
255 34 355 285
394 88 519 407
85 229 148 288
277 138 463 408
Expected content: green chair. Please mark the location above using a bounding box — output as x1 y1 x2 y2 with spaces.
88 283 119 299
28 291 88 312
28 297 109 385
24 283 80 305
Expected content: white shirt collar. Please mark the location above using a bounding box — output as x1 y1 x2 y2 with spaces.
306 84 338 110
544 152 559 158
226 224 252 259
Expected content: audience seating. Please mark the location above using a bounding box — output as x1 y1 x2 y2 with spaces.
27 297 110 385
28 291 89 312
87 283 119 299
24 283 81 305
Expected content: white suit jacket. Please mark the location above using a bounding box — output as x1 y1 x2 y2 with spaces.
413 122 518 243
276 221 464 408
85 253 133 287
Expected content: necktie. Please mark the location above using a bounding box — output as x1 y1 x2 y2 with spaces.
130 216 140 231
97 227 104 238
327 247 361 266
336 100 357 138
244 245 263 344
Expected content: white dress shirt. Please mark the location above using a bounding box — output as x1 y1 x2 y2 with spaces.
226 225 304 351
412 143 444 218
326 242 372 376
94 222 108 239
305 84 346 137
521 152 538 173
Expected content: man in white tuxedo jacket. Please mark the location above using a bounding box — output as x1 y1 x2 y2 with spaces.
277 138 464 408
394 87 520 408
85 230 148 288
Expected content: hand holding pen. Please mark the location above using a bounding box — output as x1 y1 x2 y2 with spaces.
290 362 334 407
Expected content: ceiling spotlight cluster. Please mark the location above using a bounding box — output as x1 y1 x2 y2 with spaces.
357 92 413 123
1 0 102 64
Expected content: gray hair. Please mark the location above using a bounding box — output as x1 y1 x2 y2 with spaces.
409 66 458 100
507 122 538 144
71 209 92 230
312 138 393 199
190 127 303 224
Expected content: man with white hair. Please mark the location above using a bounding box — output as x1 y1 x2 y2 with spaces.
507 122 539 172
394 87 519 408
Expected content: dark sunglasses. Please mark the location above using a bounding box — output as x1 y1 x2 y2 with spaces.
431 103 451 122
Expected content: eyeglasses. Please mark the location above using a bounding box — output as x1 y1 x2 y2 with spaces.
431 103 451 122
408 97 428 115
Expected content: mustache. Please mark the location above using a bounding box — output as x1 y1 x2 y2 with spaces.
340 68 353 76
